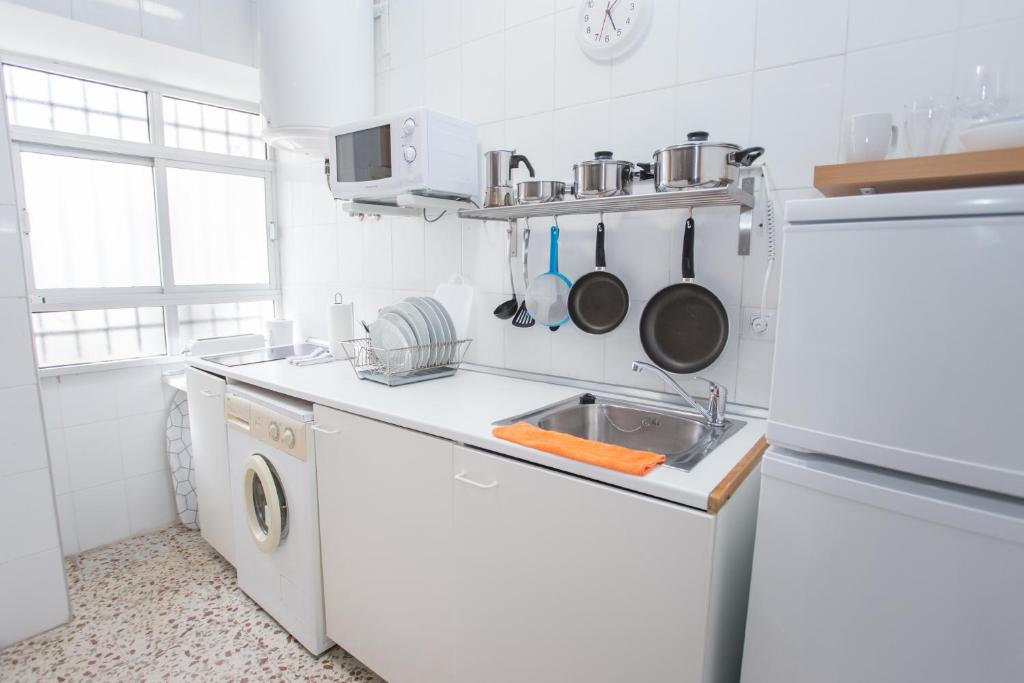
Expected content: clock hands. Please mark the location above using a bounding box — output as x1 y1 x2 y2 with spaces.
597 1 611 40
602 0 621 37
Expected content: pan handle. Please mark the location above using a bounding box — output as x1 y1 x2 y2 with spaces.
595 222 606 269
511 154 535 177
682 216 695 280
729 146 765 167
549 225 560 274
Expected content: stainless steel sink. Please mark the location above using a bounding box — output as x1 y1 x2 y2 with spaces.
495 394 744 471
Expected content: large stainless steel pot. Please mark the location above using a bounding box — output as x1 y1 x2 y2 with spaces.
652 132 764 191
572 151 653 198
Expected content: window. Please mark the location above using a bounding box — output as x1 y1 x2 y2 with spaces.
3 64 149 142
3 62 279 369
163 96 265 159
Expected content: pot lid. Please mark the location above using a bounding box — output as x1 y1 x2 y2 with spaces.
657 131 741 153
575 150 634 167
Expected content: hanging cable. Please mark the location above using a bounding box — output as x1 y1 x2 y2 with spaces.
753 163 778 334
423 209 447 223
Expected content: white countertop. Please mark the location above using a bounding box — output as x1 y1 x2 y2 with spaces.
189 357 765 511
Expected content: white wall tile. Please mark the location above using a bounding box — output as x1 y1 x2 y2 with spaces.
960 0 1024 28
506 0 553 28
741 187 818 309
599 212 672 302
0 384 47 478
391 219 426 291
552 100 610 176
424 0 462 55
0 468 60 564
141 0 201 51
118 411 167 478
609 0 678 97
603 301 662 391
423 215 463 291
72 480 130 551
504 15 555 118
389 0 426 68
505 111 555 180
677 0 756 84
553 8 611 108
47 428 70 495
550 323 605 381
736 338 775 408
362 220 394 289
125 470 175 534
55 492 79 556
65 420 123 490
0 207 26 298
38 377 62 429
424 48 463 117
6 0 72 16
390 62 427 113
462 34 506 123
755 0 848 69
198 0 255 65
114 366 166 417
675 72 754 148
609 88 674 162
0 297 37 389
752 57 845 189
337 221 366 289
58 372 118 426
0 547 68 648
463 292 506 366
504 322 553 374
461 0 503 41
460 220 507 295
847 0 959 51
311 223 339 283
71 0 142 35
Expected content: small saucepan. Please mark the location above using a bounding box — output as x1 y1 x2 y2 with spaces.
653 131 764 191
572 151 653 198
517 180 568 204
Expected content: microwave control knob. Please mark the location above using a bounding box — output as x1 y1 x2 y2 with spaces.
403 145 417 163
402 117 416 137
268 421 280 441
282 427 295 448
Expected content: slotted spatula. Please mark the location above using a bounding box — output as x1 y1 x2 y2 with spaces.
512 224 535 328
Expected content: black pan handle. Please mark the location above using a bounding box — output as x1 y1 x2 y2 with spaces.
595 222 606 269
682 217 695 280
511 154 535 177
730 146 765 167
633 162 654 181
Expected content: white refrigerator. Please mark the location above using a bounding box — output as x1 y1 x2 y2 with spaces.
740 186 1024 683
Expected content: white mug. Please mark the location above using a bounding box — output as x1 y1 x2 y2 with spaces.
847 113 899 162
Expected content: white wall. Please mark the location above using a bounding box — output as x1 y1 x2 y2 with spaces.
3 0 258 66
40 366 180 557
277 0 1023 409
0 78 68 648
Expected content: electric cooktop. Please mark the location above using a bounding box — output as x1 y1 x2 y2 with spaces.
202 343 322 367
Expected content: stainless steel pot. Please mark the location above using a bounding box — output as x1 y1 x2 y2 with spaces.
652 132 764 192
517 180 568 204
572 151 653 198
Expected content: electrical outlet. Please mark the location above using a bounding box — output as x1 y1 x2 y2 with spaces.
741 307 776 341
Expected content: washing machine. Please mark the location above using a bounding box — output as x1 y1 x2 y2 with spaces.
225 383 333 655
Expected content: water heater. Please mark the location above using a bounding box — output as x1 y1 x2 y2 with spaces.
258 0 374 156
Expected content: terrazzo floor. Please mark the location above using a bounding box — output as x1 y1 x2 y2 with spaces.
0 525 384 682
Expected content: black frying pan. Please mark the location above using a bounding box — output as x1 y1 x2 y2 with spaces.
639 216 728 373
568 221 629 335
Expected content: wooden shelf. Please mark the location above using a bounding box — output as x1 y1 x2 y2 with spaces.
813 147 1024 197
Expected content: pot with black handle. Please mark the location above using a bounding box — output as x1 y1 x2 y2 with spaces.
572 151 654 198
652 132 764 192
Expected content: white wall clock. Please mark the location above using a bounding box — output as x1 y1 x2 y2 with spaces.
576 0 652 61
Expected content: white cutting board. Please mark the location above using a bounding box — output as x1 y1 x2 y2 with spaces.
433 274 474 340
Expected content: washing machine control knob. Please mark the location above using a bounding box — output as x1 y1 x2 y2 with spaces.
268 421 280 441
282 427 295 448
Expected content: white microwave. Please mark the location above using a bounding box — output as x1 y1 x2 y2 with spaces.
327 108 478 203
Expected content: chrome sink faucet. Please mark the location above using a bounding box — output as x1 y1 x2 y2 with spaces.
630 361 727 427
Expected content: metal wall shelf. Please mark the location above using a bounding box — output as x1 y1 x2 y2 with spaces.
457 172 761 255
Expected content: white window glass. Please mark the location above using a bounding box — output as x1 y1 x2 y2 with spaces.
20 152 161 289
33 307 166 367
166 168 269 285
162 96 265 159
2 64 149 142
177 300 275 347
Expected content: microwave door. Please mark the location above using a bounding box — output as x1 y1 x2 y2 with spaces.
335 124 392 183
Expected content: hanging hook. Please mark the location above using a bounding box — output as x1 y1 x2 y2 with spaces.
553 214 560 229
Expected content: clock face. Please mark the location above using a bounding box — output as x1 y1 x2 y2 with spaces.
577 0 651 61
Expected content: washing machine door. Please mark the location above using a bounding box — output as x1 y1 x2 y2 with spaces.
243 453 288 553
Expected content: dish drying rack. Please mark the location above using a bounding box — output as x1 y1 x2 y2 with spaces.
341 338 473 386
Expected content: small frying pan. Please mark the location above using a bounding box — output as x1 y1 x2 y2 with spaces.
639 216 728 374
568 221 629 334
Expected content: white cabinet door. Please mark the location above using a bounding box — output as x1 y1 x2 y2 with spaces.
453 445 717 683
314 406 454 683
185 367 233 566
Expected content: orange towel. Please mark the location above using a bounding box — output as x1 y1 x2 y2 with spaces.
492 422 665 476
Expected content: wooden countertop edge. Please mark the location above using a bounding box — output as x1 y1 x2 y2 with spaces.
707 435 767 514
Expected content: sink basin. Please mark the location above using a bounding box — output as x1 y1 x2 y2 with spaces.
495 394 744 471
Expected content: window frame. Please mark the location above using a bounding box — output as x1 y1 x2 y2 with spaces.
1 54 281 369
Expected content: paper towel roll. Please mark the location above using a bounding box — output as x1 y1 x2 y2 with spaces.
265 319 294 348
328 294 354 358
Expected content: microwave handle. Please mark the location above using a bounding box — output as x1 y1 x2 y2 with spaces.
323 156 332 191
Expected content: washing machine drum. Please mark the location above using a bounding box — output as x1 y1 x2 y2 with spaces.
243 453 288 553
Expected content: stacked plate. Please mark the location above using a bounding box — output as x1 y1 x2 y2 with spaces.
369 296 459 370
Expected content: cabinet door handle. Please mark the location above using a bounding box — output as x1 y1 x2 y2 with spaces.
311 424 340 435
454 471 499 489
199 389 220 398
